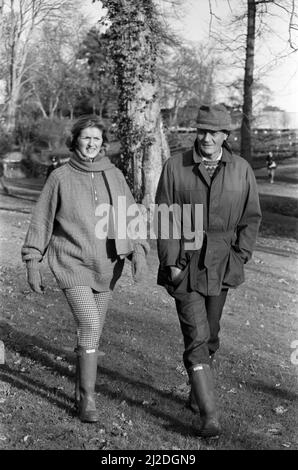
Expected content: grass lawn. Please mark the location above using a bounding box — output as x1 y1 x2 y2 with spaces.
0 198 297 450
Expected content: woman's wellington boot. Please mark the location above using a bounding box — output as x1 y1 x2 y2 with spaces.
76 347 99 423
190 364 221 437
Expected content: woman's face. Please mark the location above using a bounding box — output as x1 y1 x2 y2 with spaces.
77 126 103 160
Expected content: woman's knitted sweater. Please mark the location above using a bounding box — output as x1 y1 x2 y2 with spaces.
22 154 147 291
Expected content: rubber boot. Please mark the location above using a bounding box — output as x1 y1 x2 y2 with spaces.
187 355 215 414
187 386 199 414
74 355 80 410
76 347 99 423
190 363 221 437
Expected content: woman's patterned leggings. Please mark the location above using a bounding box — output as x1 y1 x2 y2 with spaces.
63 286 111 350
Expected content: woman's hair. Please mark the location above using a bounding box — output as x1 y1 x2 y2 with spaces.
66 115 109 151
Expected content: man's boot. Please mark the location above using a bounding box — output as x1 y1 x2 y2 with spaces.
187 355 215 414
189 363 221 437
76 346 99 423
187 380 200 414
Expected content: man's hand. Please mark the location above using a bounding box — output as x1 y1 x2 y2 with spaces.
169 266 183 281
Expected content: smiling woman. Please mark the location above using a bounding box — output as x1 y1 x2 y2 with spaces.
66 115 109 159
21 114 150 424
77 128 104 161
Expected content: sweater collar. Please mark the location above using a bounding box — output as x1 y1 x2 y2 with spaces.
69 151 115 172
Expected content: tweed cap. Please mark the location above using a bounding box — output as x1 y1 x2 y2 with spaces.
196 104 233 131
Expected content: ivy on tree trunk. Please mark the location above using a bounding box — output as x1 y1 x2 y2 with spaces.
100 0 170 204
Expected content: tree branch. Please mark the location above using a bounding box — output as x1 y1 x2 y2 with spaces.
289 0 298 50
208 0 222 35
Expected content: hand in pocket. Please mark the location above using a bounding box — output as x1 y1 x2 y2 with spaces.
170 266 184 284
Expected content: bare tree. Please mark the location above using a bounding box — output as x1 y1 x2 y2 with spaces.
241 0 256 163
208 0 298 164
0 0 4 35
159 43 221 126
0 0 71 135
241 0 298 162
26 17 88 120
228 78 272 116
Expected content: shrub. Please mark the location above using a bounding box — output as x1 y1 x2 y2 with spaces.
15 117 73 156
0 127 15 158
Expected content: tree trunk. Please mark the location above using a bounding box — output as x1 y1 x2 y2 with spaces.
49 95 59 119
128 81 170 206
5 40 20 134
240 0 256 165
143 117 170 206
126 84 170 208
4 5 32 136
34 94 49 118
5 91 18 134
103 0 171 206
172 101 180 127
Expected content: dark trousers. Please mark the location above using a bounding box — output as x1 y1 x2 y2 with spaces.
173 289 228 370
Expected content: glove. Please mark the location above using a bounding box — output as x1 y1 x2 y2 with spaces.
131 244 148 283
26 261 44 294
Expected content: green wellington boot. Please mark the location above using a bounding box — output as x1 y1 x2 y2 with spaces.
190 363 221 438
76 347 99 423
187 355 216 414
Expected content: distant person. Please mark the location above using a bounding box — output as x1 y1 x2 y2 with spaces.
155 104 262 438
22 115 149 423
266 151 277 184
45 156 59 179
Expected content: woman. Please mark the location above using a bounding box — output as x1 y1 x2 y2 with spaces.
22 115 149 423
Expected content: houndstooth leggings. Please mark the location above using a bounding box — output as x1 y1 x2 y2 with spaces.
63 286 111 350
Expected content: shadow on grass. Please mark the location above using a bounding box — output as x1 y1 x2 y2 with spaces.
259 212 298 240
0 365 74 415
0 320 192 436
244 379 298 402
260 194 298 218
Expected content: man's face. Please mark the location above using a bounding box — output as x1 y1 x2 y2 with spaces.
197 129 228 159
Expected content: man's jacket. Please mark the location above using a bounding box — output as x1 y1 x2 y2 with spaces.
155 144 262 296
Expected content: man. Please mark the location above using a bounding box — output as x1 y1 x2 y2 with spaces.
155 104 262 438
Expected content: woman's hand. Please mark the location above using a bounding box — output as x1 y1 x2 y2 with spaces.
26 264 44 294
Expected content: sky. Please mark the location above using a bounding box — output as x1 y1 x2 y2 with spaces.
167 0 298 113
81 0 298 114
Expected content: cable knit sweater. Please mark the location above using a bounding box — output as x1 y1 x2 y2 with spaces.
21 153 149 292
